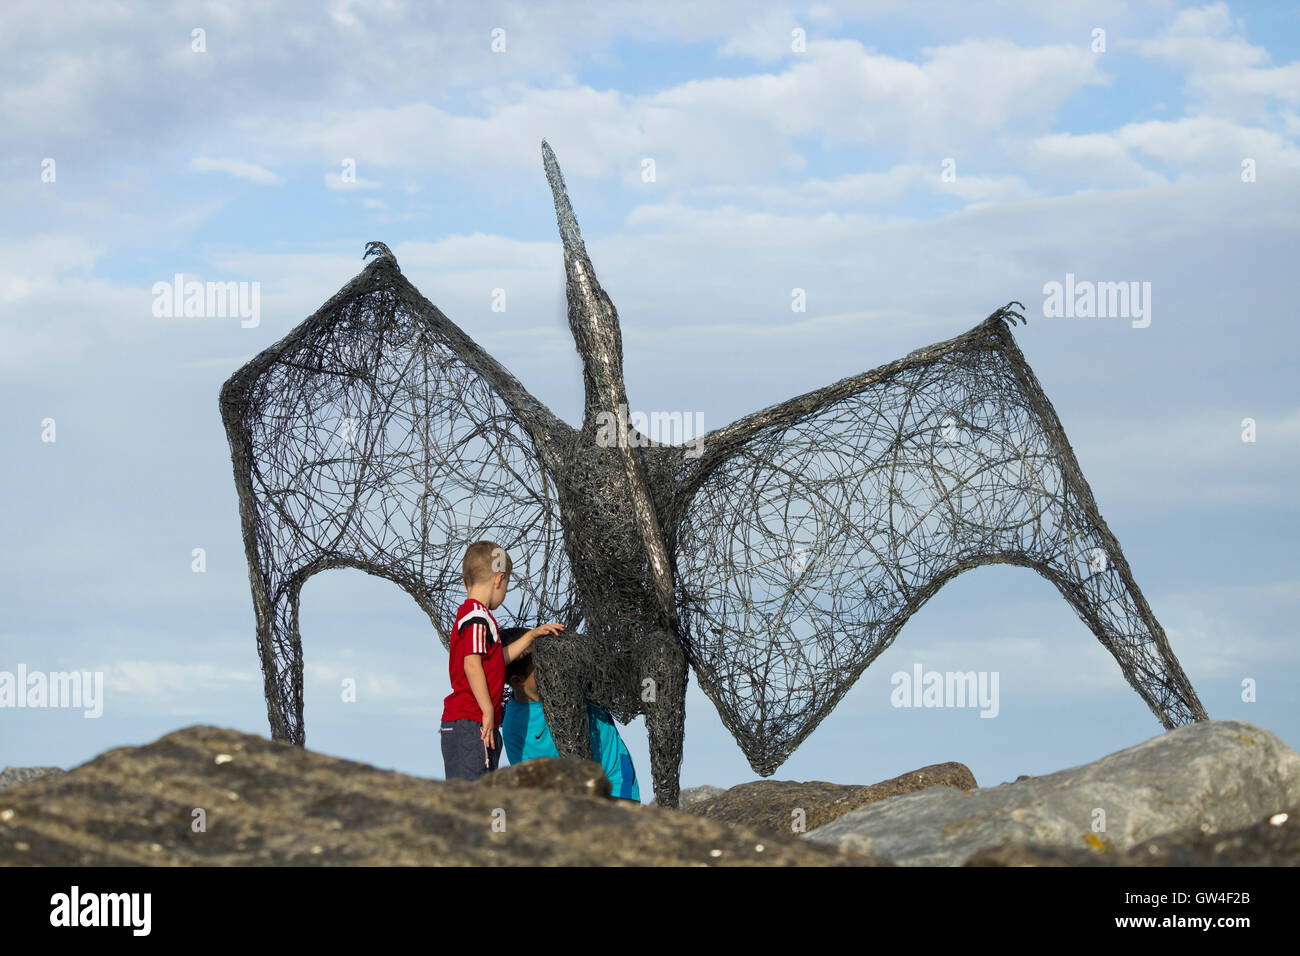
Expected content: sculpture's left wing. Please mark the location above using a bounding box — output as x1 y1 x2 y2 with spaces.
221 245 580 653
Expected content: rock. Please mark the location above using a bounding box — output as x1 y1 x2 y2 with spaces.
683 763 978 835
966 806 1300 866
649 785 726 809
964 842 1105 866
0 767 64 791
0 725 888 866
805 720 1300 866
483 757 611 798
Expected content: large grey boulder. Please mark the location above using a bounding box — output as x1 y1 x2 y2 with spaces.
966 805 1300 866
805 720 1300 866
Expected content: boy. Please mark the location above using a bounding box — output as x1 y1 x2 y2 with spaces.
500 626 641 801
440 540 564 782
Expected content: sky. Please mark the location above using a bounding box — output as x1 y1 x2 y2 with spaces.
1 0 1298 800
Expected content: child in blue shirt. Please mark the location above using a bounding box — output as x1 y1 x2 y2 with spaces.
499 627 640 801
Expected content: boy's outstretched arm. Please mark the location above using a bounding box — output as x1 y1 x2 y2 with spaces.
503 622 565 663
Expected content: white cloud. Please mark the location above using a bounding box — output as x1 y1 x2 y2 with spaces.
1065 409 1300 509
324 172 383 190
1018 5 1300 184
1026 116 1300 185
1139 2 1300 118
0 235 103 302
1025 131 1170 187
717 7 803 62
679 163 1037 209
189 156 281 185
1140 2 1266 73
104 661 257 698
269 36 1105 187
306 660 413 696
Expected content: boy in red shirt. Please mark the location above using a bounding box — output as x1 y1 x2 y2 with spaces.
440 540 564 781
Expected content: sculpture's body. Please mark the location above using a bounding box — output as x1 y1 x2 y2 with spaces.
221 142 1207 808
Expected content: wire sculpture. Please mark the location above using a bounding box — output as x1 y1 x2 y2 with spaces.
220 140 1208 808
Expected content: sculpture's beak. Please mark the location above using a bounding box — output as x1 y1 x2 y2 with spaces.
541 139 625 418
542 139 586 264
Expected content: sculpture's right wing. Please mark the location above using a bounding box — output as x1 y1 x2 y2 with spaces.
666 303 1202 776
220 246 579 646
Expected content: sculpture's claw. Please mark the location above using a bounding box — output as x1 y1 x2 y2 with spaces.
363 241 398 269
987 300 1027 327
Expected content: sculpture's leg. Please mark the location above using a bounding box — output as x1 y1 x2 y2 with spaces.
532 633 592 761
1031 527 1208 729
947 450 1207 730
642 628 688 809
987 329 1209 730
256 578 306 746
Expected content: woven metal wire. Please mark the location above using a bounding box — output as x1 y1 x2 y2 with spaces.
220 141 1207 807
667 309 1208 775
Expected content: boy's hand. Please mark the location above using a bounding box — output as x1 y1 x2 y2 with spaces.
525 622 565 642
480 708 496 768
502 623 565 666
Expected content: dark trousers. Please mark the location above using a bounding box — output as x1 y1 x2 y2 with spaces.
440 719 502 781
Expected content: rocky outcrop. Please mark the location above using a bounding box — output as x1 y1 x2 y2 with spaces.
682 763 978 834
966 806 1299 866
485 756 611 798
805 720 1300 866
0 767 64 791
0 726 884 866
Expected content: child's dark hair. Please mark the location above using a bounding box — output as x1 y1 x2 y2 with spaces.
501 627 531 682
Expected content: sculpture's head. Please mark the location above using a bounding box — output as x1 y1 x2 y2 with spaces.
541 140 629 432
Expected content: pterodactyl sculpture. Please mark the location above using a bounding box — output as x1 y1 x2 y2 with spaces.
220 141 1208 808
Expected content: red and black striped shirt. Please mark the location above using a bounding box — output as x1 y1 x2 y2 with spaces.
441 598 505 724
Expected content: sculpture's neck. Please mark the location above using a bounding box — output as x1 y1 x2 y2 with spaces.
542 139 680 633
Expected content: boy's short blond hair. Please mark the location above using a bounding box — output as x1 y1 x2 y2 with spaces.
462 540 511 587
